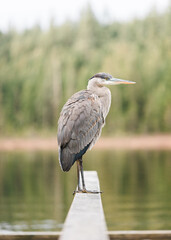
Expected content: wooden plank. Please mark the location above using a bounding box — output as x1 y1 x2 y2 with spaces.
108 230 171 239
0 231 61 240
59 171 109 240
1 230 171 240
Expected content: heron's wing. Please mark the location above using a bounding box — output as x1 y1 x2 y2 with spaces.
57 90 104 162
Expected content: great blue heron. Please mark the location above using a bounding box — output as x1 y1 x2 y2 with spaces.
57 72 135 193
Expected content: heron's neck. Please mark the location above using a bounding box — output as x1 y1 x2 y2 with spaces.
87 83 111 119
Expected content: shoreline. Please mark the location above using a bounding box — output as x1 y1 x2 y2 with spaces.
0 134 171 151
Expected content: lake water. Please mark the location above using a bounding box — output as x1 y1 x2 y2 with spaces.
0 150 171 232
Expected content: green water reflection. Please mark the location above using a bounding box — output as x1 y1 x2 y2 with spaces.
0 150 171 231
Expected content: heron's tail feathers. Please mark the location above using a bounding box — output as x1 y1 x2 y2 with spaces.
59 147 75 172
59 142 92 171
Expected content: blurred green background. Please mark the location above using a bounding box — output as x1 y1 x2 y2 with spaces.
0 1 171 233
0 5 171 136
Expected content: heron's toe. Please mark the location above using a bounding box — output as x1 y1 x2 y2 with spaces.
73 189 102 194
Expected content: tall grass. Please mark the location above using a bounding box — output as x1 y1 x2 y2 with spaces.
0 6 171 135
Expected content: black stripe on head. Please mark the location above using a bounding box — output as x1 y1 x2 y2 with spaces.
89 72 113 80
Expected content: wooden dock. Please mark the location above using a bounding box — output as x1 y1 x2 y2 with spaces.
1 230 171 240
59 171 109 240
0 171 171 240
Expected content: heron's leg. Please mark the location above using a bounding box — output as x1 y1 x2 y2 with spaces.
73 160 82 195
73 159 102 195
79 159 86 190
76 160 81 191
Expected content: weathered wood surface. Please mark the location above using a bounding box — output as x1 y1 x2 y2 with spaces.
59 171 109 240
109 230 171 239
1 230 171 240
0 231 61 240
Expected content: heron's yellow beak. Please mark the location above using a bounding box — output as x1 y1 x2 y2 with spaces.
108 78 136 85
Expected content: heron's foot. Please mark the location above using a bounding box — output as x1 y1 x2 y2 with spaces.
73 189 102 195
82 189 103 194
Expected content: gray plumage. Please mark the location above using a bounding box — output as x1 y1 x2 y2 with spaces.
58 90 104 171
57 72 135 176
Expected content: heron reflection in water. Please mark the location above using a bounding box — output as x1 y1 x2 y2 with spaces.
57 72 135 193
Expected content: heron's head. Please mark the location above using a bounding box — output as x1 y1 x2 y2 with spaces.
89 72 136 86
